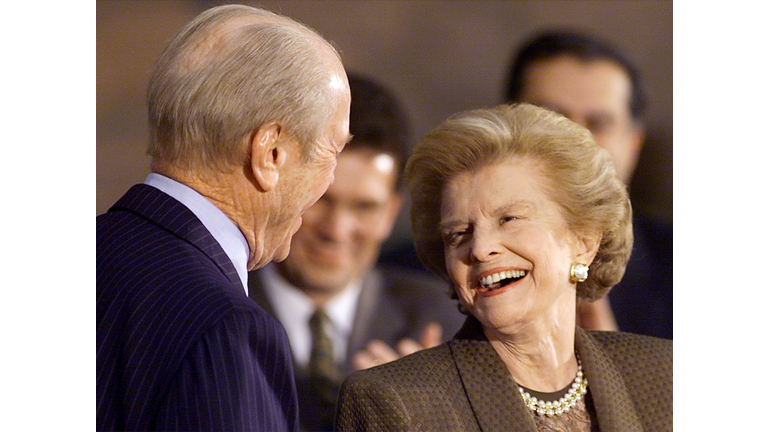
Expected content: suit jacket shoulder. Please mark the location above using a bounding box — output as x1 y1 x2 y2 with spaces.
578 329 672 431
336 337 478 432
97 185 298 431
98 185 254 373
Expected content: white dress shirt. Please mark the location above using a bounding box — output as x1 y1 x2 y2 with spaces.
260 263 363 368
144 173 250 294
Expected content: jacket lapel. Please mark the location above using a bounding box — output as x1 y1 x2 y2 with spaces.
346 269 387 369
112 184 243 291
447 318 645 432
449 317 538 432
575 328 643 432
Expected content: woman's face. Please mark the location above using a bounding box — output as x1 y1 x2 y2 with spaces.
440 157 592 333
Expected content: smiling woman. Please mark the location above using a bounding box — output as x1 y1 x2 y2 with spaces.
335 103 672 432
409 104 632 304
440 156 601 333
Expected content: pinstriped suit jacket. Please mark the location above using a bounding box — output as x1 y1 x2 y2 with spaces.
336 316 672 432
97 184 299 431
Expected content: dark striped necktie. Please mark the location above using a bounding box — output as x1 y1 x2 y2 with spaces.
308 308 341 383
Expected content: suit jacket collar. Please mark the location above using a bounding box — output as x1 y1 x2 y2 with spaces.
111 184 243 291
347 268 386 363
449 317 538 431
448 317 643 432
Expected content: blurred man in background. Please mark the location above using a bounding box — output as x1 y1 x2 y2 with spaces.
505 30 672 339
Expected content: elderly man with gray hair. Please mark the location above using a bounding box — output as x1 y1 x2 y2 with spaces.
97 5 351 431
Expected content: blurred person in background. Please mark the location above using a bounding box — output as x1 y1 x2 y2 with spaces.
248 73 464 431
505 30 672 338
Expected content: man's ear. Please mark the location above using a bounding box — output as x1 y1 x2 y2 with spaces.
250 122 287 192
382 192 404 235
624 122 646 182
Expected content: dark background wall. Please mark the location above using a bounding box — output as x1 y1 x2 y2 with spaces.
97 0 672 247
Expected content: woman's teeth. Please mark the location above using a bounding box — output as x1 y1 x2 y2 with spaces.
480 270 527 289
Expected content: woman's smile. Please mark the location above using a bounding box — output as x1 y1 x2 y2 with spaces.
475 268 528 296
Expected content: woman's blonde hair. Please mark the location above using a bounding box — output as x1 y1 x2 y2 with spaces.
405 103 632 301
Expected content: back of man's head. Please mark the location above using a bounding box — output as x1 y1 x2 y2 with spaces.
505 30 645 122
146 4 342 173
347 74 411 190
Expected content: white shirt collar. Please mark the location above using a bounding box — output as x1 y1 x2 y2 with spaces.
144 173 250 294
259 263 363 367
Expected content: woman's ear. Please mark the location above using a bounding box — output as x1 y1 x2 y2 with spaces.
576 230 602 266
250 122 287 192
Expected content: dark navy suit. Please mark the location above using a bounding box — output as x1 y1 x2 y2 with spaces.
97 184 299 431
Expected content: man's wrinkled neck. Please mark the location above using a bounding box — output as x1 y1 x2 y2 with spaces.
151 157 264 267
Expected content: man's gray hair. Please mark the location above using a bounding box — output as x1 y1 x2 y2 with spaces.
147 4 342 171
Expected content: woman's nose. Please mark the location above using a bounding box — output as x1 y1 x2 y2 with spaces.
469 227 502 262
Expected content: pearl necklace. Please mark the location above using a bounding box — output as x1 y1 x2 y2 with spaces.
518 359 588 417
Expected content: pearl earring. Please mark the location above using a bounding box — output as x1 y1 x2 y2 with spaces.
570 262 589 282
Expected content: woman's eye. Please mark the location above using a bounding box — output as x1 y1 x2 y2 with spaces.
444 230 467 246
501 215 518 224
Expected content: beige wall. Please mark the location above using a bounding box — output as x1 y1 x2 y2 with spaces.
97 0 672 243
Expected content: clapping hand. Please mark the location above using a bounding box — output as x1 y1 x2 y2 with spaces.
351 322 443 370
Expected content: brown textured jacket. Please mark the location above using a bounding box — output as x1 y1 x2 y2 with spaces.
336 316 672 432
